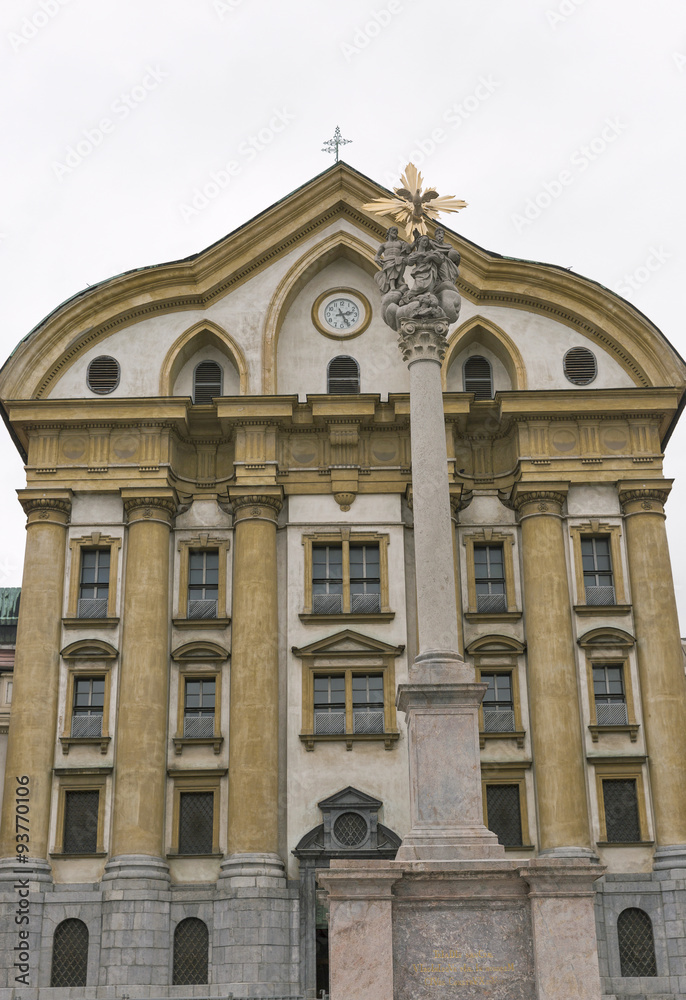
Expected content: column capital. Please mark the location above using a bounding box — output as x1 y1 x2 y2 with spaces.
230 491 283 524
618 479 672 515
398 318 450 366
122 491 177 525
511 482 568 517
18 490 72 525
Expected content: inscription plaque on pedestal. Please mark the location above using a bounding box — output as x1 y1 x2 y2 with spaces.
393 902 536 1000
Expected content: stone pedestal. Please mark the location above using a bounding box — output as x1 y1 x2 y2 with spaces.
318 857 604 1000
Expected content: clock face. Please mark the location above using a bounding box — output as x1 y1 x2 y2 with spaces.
312 288 372 339
324 298 360 331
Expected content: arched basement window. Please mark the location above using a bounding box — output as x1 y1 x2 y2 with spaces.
50 919 89 987
193 360 223 404
327 356 360 394
617 908 657 978
463 355 493 399
173 917 209 985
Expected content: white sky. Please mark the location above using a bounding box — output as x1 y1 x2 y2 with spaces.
1 0 685 627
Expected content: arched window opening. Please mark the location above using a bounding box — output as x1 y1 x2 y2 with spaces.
193 361 223 404
50 919 89 987
327 356 360 394
617 908 657 978
173 917 209 985
463 355 493 399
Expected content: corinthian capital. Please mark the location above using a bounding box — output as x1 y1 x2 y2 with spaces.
397 319 450 366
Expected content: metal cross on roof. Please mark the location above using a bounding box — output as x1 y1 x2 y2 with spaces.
322 126 352 162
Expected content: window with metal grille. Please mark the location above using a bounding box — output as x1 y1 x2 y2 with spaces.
71 677 105 737
593 664 628 726
178 792 214 854
581 537 615 605
63 789 99 854
463 355 493 399
188 549 219 618
86 355 120 395
482 673 515 732
314 674 346 734
603 778 641 842
50 919 89 987
350 544 381 613
352 673 384 734
563 346 597 385
78 548 110 618
193 360 223 404
333 811 368 847
312 545 343 614
617 908 657 978
327 355 360 393
184 678 216 737
173 917 209 986
474 544 507 613
486 784 522 847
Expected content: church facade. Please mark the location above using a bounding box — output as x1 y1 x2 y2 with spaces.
0 162 685 998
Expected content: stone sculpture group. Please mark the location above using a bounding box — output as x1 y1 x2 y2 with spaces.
373 225 463 331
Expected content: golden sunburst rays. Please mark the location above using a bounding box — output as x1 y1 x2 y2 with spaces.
362 162 468 238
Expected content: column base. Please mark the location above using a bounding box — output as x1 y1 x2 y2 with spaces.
653 844 686 869
0 856 53 884
395 826 504 862
101 854 170 887
409 649 473 684
539 846 600 862
218 851 286 889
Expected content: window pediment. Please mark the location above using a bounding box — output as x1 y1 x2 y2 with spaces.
292 629 403 658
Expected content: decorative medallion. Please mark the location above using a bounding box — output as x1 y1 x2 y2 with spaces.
311 288 372 340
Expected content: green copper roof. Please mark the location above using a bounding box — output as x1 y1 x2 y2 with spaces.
0 588 20 624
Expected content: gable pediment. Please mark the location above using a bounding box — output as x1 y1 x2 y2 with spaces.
292 629 404 658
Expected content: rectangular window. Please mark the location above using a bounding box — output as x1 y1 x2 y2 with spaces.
314 674 346 734
63 789 99 854
178 791 214 855
481 672 515 733
187 550 219 619
349 544 381 613
184 678 216 738
485 784 522 847
352 673 384 734
312 544 344 614
474 545 507 613
78 549 110 618
581 537 615 605
602 778 641 842
593 664 628 726
71 677 105 737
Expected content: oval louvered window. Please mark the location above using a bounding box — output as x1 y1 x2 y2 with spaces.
564 346 597 385
327 356 360 394
463 355 493 400
86 356 120 395
193 360 223 404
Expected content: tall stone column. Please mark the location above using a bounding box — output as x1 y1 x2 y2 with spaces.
618 482 686 867
222 491 284 882
104 491 176 883
512 484 592 855
0 492 71 882
395 320 501 862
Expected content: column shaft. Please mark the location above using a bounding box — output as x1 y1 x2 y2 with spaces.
620 485 686 848
513 487 591 852
227 494 281 856
110 494 174 860
0 494 70 864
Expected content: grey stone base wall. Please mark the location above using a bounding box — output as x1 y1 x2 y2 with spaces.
596 867 686 999
0 876 299 995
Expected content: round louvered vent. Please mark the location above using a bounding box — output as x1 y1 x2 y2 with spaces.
563 347 597 385
327 356 360 394
193 360 223 404
333 811 368 847
86 356 120 394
